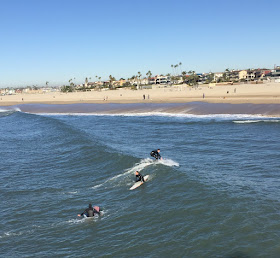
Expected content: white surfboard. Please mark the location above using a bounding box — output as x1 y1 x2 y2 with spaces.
129 175 149 190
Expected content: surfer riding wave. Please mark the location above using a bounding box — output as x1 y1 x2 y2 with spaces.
150 149 162 160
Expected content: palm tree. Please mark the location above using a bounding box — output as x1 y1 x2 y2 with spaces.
175 64 179 75
179 62 182 75
137 71 142 89
146 70 152 78
223 68 230 82
187 70 198 87
146 70 152 84
171 64 174 75
109 75 116 89
46 81 49 87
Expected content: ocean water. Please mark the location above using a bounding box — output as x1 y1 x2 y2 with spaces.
1 103 280 257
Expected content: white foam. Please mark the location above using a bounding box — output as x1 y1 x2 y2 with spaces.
0 107 21 112
234 120 261 124
0 230 29 239
27 112 274 120
91 158 179 189
233 119 280 124
158 158 179 167
0 109 9 112
91 158 154 189
68 191 78 194
67 218 87 224
91 183 104 189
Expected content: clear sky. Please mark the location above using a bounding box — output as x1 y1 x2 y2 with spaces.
0 0 279 88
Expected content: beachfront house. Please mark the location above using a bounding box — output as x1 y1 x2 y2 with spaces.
214 72 223 82
146 75 171 85
239 70 247 80
155 75 171 84
148 77 156 85
239 69 270 81
229 70 240 82
137 78 148 85
238 70 255 81
271 66 280 78
4 89 16 95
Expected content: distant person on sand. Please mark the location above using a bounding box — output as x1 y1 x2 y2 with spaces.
78 203 100 217
143 94 145 100
150 149 162 160
135 171 145 182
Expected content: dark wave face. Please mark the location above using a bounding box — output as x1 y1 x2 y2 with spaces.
1 109 280 257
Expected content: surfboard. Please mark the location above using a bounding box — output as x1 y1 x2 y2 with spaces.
129 175 149 190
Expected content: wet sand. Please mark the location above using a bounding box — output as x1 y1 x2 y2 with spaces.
1 102 280 117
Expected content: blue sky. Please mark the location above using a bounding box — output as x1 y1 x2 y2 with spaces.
0 0 279 87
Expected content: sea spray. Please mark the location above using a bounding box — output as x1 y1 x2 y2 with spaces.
158 158 179 167
91 158 179 189
91 158 154 189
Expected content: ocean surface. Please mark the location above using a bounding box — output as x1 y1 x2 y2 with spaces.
1 102 280 257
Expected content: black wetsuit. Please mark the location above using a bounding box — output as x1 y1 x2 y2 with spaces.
80 207 100 217
150 150 161 160
136 173 145 182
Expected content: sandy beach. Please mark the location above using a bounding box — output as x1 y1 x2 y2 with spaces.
1 82 280 106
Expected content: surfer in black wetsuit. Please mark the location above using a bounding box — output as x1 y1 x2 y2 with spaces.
150 149 162 160
135 171 145 182
78 203 100 217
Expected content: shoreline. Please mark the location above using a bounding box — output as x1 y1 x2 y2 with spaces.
2 102 280 117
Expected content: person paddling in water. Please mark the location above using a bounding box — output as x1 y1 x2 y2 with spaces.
78 203 100 217
135 171 145 182
150 149 162 160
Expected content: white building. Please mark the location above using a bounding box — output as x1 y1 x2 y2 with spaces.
214 72 223 81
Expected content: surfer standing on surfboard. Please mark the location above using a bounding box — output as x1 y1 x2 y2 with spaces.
150 149 162 160
135 171 145 182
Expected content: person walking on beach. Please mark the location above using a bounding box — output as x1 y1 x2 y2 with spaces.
143 94 145 100
150 149 162 160
135 171 145 182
